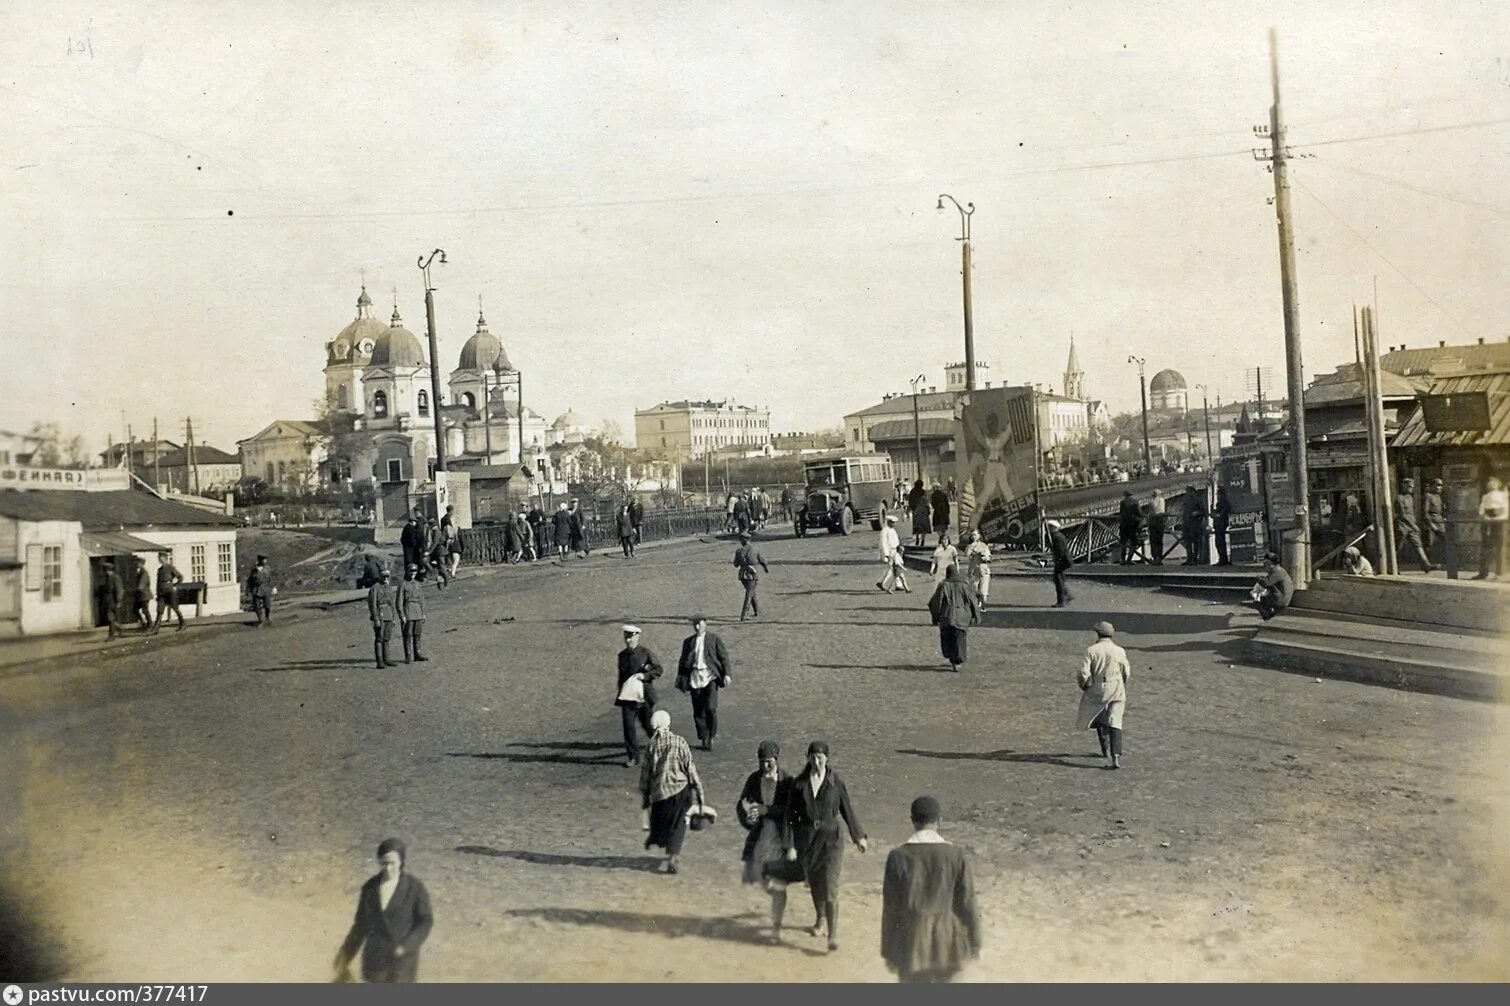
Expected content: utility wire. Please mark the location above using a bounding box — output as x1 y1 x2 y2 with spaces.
1307 157 1510 218
1292 175 1477 338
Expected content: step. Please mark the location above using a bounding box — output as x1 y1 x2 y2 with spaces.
1258 614 1509 664
1298 576 1508 634
1245 633 1507 703
1281 603 1504 642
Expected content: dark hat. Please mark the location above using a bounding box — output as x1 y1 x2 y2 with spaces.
757 740 780 761
376 837 407 863
405 563 418 572
910 795 942 823
256 555 268 562
807 739 830 757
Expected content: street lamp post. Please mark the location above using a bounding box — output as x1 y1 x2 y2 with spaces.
910 373 927 484
1128 356 1152 474
937 195 976 394
1196 383 1214 464
418 249 448 474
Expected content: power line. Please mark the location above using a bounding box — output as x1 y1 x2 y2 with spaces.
1292 175 1478 338
1290 115 1510 149
1306 157 1510 218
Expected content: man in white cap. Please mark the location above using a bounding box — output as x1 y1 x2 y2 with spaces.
876 514 910 594
1076 621 1131 769
615 625 663 766
1046 519 1074 607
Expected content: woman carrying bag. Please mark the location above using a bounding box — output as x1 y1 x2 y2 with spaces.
737 740 794 943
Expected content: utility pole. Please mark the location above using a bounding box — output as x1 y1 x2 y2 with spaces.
1128 356 1151 473
1196 385 1214 463
1254 28 1310 583
186 417 200 495
1360 306 1398 574
153 417 161 490
418 250 448 474
937 195 976 393
910 373 926 485
126 426 135 482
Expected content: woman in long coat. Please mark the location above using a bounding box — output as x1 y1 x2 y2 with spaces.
928 563 980 671
777 740 867 952
737 740 794 942
909 481 931 548
333 838 434 983
1075 621 1132 769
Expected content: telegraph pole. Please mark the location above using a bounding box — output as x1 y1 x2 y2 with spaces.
418 250 448 474
937 195 976 393
1196 385 1214 463
1254 28 1311 583
910 373 926 484
152 417 161 490
186 417 200 495
1128 356 1152 473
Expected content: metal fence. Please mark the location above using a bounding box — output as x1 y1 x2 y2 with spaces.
457 506 729 563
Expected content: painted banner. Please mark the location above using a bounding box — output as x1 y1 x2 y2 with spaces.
957 386 1040 548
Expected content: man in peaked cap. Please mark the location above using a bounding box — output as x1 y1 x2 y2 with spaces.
616 624 664 766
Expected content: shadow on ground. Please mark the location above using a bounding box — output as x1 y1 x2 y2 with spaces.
898 747 1104 770
977 609 1234 635
447 744 625 766
806 663 955 674
253 658 374 672
500 906 826 954
456 847 661 872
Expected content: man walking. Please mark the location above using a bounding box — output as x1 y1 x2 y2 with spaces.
1423 478 1445 563
927 565 980 672
367 567 399 668
876 514 910 594
880 796 982 983
1047 518 1074 607
1394 477 1435 573
247 554 275 627
616 625 663 766
396 563 428 663
567 498 589 558
962 529 991 609
1213 485 1233 566
676 615 731 750
733 533 771 621
130 557 153 630
1076 621 1132 769
150 551 186 633
929 482 951 544
97 560 126 638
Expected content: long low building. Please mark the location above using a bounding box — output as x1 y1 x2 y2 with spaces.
0 467 243 637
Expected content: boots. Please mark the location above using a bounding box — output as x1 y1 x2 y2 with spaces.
402 633 413 664
413 623 428 661
382 641 398 668
825 899 839 951
374 640 385 669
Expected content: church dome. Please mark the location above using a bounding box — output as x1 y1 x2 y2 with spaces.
552 407 583 430
457 309 512 372
1149 369 1187 393
326 286 386 365
370 307 426 368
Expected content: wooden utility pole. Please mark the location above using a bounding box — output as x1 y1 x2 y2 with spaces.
152 417 161 490
418 250 448 474
186 417 201 495
1360 307 1397 573
1255 28 1311 584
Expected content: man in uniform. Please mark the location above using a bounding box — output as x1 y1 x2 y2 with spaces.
616 625 663 766
97 560 126 638
1423 478 1446 564
733 533 771 621
367 567 399 668
130 557 154 630
150 551 186 634
395 563 428 663
1394 477 1435 573
247 554 275 627
676 615 732 751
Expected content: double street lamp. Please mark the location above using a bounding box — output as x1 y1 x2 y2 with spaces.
1128 356 1152 474
910 373 927 484
937 195 977 394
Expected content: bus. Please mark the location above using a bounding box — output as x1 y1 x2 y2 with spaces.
796 453 895 536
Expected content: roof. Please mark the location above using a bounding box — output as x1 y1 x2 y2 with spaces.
369 309 427 368
1066 339 1082 375
238 419 328 444
156 446 240 466
637 400 765 414
1304 366 1422 406
1380 341 1510 379
458 314 512 372
0 488 241 530
866 418 956 441
1150 369 1187 392
846 391 959 419
81 530 167 555
1392 368 1510 448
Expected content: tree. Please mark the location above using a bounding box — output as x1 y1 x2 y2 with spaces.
598 419 625 445
26 422 87 468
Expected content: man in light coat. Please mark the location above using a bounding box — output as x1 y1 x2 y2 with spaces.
1076 621 1131 769
876 514 910 594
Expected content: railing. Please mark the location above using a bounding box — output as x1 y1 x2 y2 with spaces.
1311 526 1373 578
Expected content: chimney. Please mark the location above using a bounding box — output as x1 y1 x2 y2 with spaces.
1439 341 1445 348
1478 338 1485 345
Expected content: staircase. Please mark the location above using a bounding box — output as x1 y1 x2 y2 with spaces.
1246 575 1510 702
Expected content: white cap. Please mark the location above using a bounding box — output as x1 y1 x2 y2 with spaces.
622 624 642 635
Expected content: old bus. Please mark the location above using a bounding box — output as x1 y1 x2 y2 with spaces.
796 454 895 536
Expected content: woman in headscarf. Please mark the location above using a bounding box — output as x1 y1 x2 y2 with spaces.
1340 545 1375 576
332 838 434 983
1076 621 1132 770
639 709 706 874
928 532 958 588
737 740 794 942
928 563 981 672
779 740 868 952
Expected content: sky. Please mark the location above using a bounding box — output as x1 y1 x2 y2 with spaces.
3 0 1509 456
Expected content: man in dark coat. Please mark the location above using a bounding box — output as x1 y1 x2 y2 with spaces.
247 555 275 626
150 552 185 633
676 615 732 750
399 514 426 572
567 498 590 557
628 496 645 544
96 561 125 638
732 494 750 536
1213 485 1233 566
551 502 572 559
1047 518 1074 607
130 557 153 630
528 505 548 558
733 534 771 621
1181 485 1208 565
1118 491 1141 564
881 796 982 983
616 625 663 766
929 483 951 542
927 564 980 671
1394 477 1435 572
779 741 867 952
333 838 433 983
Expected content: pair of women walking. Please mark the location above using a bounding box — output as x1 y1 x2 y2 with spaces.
737 740 867 950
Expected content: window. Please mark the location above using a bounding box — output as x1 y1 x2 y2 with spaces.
42 545 62 601
373 390 388 418
659 420 665 431
417 390 430 417
191 545 206 582
661 437 667 447
218 543 233 583
336 384 349 410
265 462 274 482
387 459 404 483
461 391 475 409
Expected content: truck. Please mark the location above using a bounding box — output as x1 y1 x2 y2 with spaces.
795 453 895 536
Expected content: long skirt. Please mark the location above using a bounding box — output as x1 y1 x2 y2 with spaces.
646 786 695 855
939 625 967 665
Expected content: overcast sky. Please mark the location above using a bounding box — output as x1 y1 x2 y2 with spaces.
3 0 1508 455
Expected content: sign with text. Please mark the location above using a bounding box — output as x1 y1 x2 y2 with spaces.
958 387 1040 547
0 466 129 491
1421 392 1491 433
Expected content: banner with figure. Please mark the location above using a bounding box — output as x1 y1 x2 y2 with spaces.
957 386 1040 549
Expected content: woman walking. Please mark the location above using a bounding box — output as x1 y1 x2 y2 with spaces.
928 533 958 588
639 710 706 874
909 481 931 548
778 740 867 952
928 564 981 672
737 740 794 943
333 838 434 983
1076 621 1132 770
962 529 992 609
